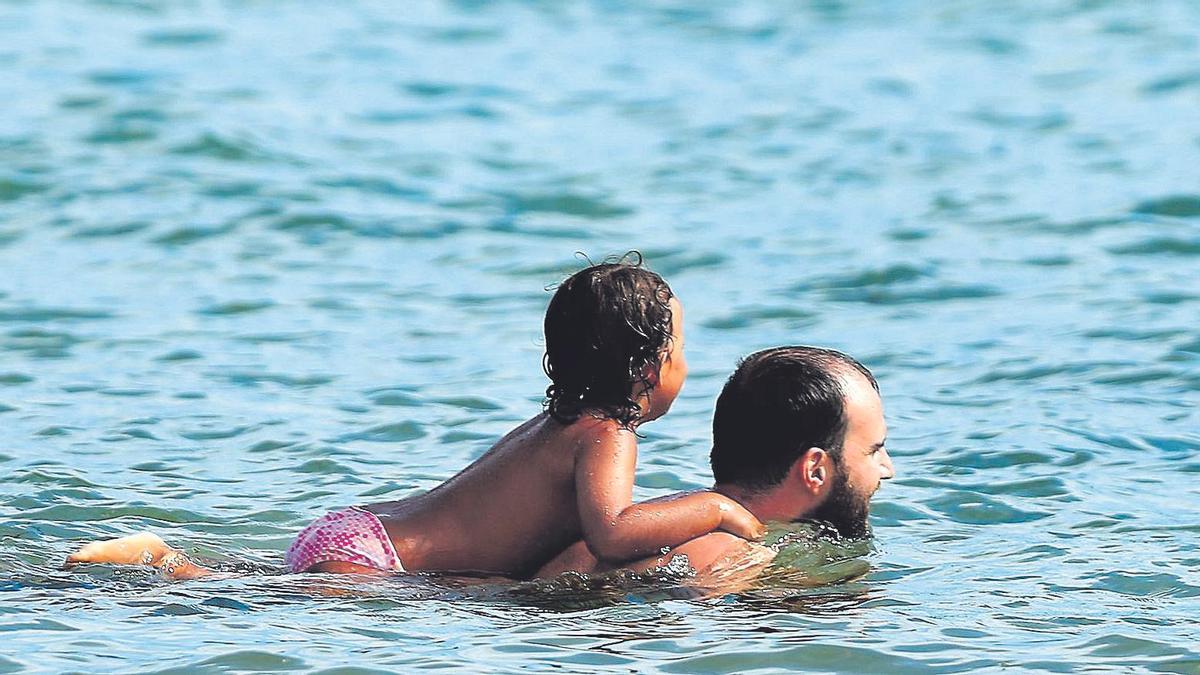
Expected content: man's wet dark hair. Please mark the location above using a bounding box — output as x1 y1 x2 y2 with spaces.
710 346 878 490
543 253 675 429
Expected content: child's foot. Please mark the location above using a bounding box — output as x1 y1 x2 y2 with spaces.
66 532 176 567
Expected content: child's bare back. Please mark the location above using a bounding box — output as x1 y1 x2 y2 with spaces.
362 409 759 577
362 412 601 577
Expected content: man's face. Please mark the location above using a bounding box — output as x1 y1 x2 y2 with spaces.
807 373 893 538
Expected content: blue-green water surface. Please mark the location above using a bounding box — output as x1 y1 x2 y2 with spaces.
1 1 1198 672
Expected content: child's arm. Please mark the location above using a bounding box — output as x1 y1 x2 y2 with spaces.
575 426 765 563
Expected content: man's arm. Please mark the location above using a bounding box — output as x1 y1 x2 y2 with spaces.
535 531 775 579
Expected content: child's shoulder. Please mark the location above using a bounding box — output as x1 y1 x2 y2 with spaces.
567 412 635 436
552 412 637 450
524 412 638 462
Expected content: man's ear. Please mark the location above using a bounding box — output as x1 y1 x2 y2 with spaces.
790 447 828 495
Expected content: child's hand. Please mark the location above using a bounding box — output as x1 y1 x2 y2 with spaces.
715 496 767 540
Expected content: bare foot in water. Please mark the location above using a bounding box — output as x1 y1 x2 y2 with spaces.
67 532 212 579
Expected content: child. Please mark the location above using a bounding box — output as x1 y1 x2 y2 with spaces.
69 257 765 578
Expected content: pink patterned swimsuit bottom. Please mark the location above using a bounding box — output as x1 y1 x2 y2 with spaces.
285 506 405 573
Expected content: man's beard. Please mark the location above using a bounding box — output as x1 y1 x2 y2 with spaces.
806 464 871 540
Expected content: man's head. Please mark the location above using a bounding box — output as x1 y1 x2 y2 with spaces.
710 346 894 538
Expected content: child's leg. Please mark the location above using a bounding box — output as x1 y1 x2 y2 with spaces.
66 532 214 579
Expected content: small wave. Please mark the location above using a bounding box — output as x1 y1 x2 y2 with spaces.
2 328 82 352
201 181 262 198
799 263 932 290
196 300 275 316
246 440 296 453
1173 336 1200 356
419 26 505 43
1142 291 1197 305
969 108 1070 132
13 504 220 525
825 283 1001 304
57 94 107 110
141 28 224 47
86 69 160 87
1022 255 1072 267
0 177 49 202
1108 237 1200 256
1080 634 1198 667
179 425 254 441
495 191 635 219
1050 214 1131 231
272 212 462 240
218 372 335 388
433 396 503 411
313 176 429 200
156 224 238 246
97 388 154 397
368 390 422 407
402 81 515 99
0 307 114 322
702 305 817 331
0 230 21 248
35 426 76 437
971 360 1125 384
1087 571 1200 599
942 448 1054 470
155 349 203 361
294 459 356 475
170 132 274 162
167 651 307 672
485 219 591 239
69 221 151 239
1140 71 1200 96
82 125 157 144
1091 368 1180 385
923 492 1052 525
1131 195 1200 218
2 468 101 488
641 250 727 276
905 476 1070 499
661 643 942 673
331 421 426 443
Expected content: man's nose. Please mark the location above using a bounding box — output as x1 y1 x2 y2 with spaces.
879 448 895 480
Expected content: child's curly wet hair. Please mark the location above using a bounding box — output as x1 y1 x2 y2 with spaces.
543 253 675 429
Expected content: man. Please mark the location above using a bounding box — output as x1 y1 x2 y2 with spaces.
535 345 894 579
67 346 893 581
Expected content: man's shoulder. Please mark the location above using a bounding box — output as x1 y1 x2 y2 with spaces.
671 532 772 574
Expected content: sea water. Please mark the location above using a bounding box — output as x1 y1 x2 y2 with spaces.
1 1 1198 671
